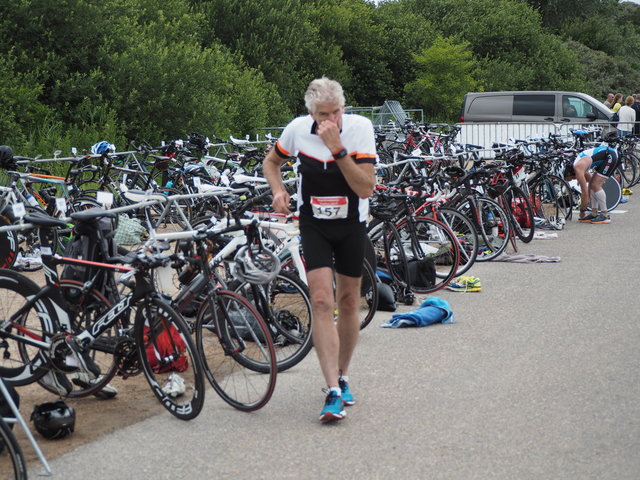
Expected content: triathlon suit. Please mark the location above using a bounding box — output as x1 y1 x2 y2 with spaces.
574 146 619 177
273 114 376 277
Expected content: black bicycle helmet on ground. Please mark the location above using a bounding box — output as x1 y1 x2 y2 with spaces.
31 400 76 440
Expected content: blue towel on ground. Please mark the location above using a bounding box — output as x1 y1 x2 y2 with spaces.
380 297 455 328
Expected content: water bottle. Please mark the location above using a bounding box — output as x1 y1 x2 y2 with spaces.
26 192 39 207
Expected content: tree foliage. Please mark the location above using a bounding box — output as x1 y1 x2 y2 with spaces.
1 0 640 154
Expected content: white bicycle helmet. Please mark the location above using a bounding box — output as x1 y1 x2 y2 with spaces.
232 244 281 285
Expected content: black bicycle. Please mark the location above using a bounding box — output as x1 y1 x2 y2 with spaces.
0 208 206 420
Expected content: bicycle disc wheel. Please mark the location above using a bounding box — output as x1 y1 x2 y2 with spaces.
37 280 120 398
196 290 276 411
0 417 27 480
602 176 622 211
0 269 52 386
390 216 460 294
134 297 205 420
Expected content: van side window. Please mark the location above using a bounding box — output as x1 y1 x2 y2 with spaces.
513 95 555 116
562 95 600 118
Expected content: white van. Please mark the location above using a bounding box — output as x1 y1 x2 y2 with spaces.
460 91 613 123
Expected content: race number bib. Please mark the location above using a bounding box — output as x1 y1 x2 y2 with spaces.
310 196 348 220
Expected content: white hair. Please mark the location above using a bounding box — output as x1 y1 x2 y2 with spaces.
304 76 345 112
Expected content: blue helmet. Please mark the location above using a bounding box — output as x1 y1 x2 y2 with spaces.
91 141 112 155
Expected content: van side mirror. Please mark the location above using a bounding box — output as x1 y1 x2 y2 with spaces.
586 111 597 120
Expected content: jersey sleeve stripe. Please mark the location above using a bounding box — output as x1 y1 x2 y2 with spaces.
274 140 291 158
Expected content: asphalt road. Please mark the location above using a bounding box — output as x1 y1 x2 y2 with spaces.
43 201 640 480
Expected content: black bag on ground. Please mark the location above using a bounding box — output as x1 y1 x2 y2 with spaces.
401 257 436 288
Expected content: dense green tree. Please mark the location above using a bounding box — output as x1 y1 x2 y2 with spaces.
404 36 479 120
198 0 350 114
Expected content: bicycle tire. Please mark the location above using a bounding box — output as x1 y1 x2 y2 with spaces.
359 258 378 330
0 417 27 480
504 186 535 243
530 175 574 223
233 271 313 372
457 197 511 262
436 206 479 276
0 269 53 386
36 280 120 398
134 296 205 420
0 213 18 269
602 176 622 211
388 216 460 294
195 289 277 411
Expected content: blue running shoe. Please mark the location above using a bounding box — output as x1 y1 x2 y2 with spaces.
319 390 345 423
339 379 355 406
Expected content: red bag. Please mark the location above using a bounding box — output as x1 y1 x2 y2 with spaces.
144 325 189 373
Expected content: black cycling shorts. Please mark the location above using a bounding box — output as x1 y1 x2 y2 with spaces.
592 150 620 177
299 219 366 278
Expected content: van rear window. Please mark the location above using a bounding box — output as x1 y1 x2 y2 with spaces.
513 95 555 116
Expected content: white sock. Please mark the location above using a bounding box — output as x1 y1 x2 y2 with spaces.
339 375 349 384
593 189 607 212
329 386 341 396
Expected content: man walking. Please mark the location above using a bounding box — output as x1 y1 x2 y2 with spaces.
263 77 376 422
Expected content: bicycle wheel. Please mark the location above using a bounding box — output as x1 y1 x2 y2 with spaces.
530 175 573 224
602 176 622 211
436 206 479 276
503 186 535 243
195 290 277 411
0 213 18 269
0 417 27 480
36 280 120 398
457 197 510 261
0 269 52 386
239 271 313 372
359 258 378 330
134 297 205 420
389 216 459 294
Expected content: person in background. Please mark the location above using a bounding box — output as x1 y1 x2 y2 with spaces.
632 94 640 135
617 95 636 137
612 93 623 113
565 145 620 224
604 93 614 108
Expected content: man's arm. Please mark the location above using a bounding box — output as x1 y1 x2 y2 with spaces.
263 148 291 214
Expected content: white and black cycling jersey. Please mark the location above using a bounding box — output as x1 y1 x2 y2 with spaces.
274 113 376 223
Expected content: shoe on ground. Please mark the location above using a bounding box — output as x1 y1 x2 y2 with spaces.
578 213 597 223
319 390 345 423
339 379 355 406
622 188 633 195
446 275 482 292
40 371 72 397
162 373 186 398
620 197 628 204
65 337 101 378
590 214 611 224
72 372 118 399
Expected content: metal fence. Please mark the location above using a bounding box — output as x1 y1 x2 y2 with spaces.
454 121 618 150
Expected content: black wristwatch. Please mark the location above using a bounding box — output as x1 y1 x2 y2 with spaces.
332 148 348 160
